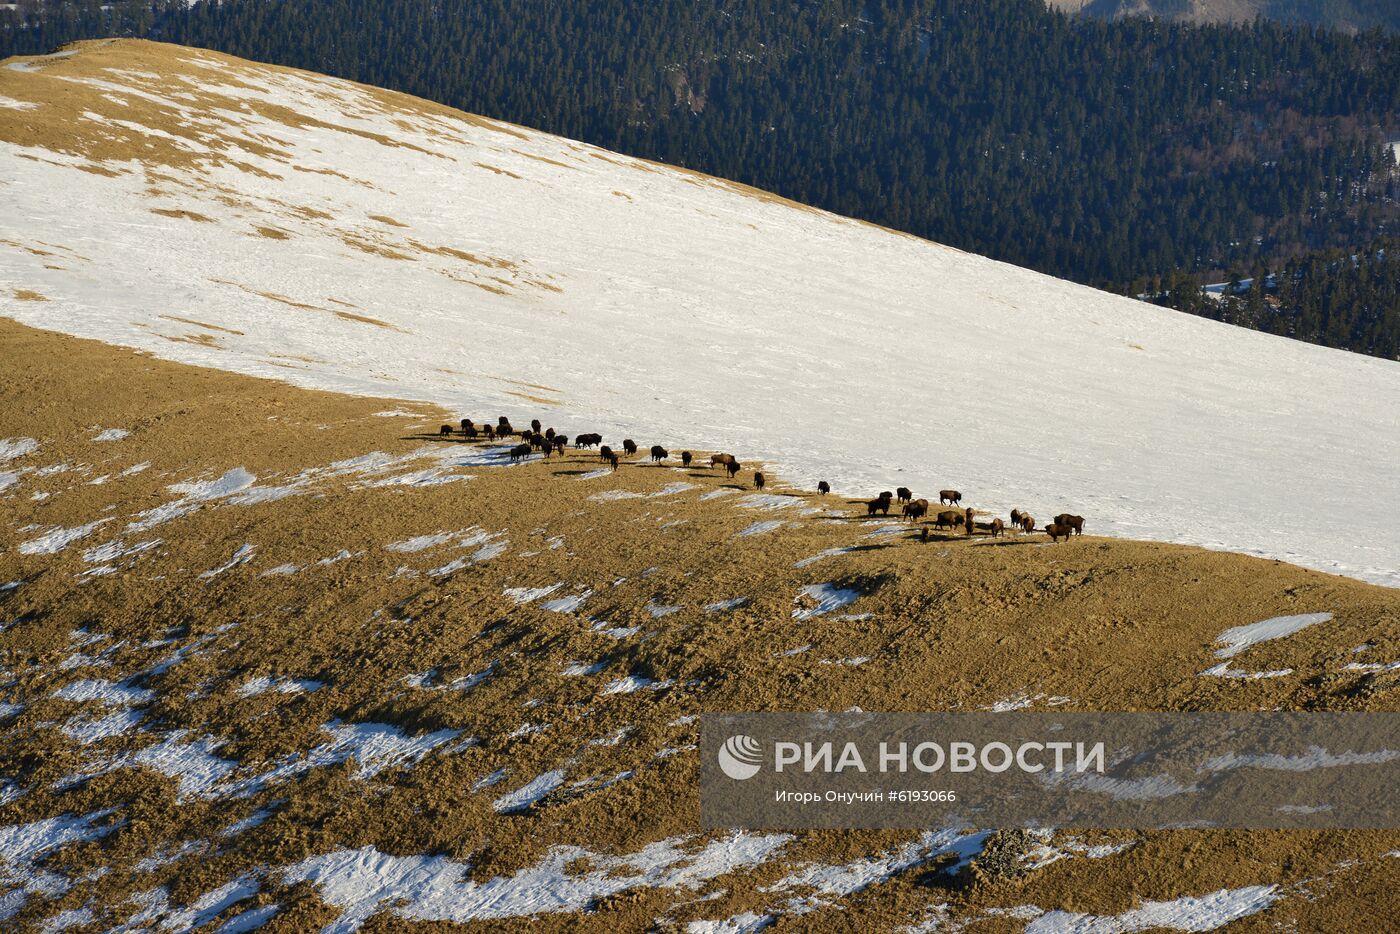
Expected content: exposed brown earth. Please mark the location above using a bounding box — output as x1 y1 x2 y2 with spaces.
0 319 1397 930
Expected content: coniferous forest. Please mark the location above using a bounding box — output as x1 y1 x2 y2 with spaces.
4 0 1400 359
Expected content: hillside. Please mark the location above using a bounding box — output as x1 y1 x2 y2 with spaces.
2 0 1398 306
1047 0 1400 32
2 318 1398 930
3 40 1400 590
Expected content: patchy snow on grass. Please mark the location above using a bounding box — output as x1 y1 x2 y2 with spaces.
646 602 683 618
51 678 154 707
236 676 322 697
284 832 791 927
18 518 112 555
81 538 160 564
198 543 256 579
61 709 146 745
793 547 855 569
1212 613 1332 659
0 438 38 462
540 591 591 613
561 659 607 677
1022 884 1281 933
737 520 783 538
504 583 563 604
493 770 567 814
1199 663 1293 680
91 428 130 442
704 597 749 612
792 583 860 620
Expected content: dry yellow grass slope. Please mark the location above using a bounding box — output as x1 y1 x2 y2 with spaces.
1 319 1397 929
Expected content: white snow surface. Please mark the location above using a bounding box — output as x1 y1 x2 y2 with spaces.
2 46 1400 585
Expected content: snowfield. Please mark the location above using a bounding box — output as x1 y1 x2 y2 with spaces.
3 41 1400 585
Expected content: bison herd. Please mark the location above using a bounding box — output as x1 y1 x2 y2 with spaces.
434 415 1086 543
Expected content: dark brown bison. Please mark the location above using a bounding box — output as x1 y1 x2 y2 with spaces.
710 453 735 469
1010 508 1025 528
553 438 566 455
531 418 542 433
989 517 1005 537
1046 522 1073 542
599 445 613 461
576 433 602 449
463 425 478 440
541 441 553 458
650 445 668 462
754 471 765 490
725 460 741 479
877 491 893 502
482 424 495 440
622 439 637 455
607 451 620 471
817 480 830 495
460 418 474 432
498 417 512 434
920 526 930 542
940 490 961 506
508 443 531 462
964 507 976 535
934 509 962 530
681 451 692 468
1054 514 1085 535
439 425 454 436
545 427 555 440
903 498 928 521
867 498 892 516
897 487 912 503
1018 514 1035 533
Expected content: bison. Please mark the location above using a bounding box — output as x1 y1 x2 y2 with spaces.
920 526 930 542
607 451 620 471
817 480 830 495
622 439 638 455
599 445 613 461
460 418 474 432
1010 508 1025 528
531 418 542 433
463 425 478 440
897 487 912 503
726 460 741 479
681 451 692 468
940 489 961 506
710 453 735 469
1018 514 1036 533
754 471 766 490
934 509 963 530
989 517 1005 537
903 498 928 521
867 498 892 516
481 425 495 440
1046 522 1073 542
1054 513 1085 536
508 443 531 463
576 433 602 449
439 425 454 437
545 427 555 440
877 491 894 503
554 438 566 455
964 507 976 535
651 445 669 462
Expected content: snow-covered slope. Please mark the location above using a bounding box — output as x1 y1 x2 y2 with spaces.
3 40 1399 586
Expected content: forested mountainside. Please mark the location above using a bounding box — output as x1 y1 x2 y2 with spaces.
1146 237 1400 357
3 0 1399 359
1047 0 1400 33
